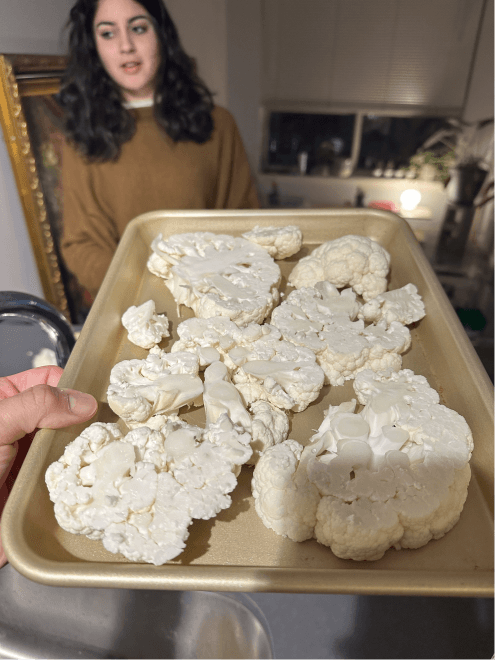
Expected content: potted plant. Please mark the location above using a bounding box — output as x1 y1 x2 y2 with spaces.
407 118 493 203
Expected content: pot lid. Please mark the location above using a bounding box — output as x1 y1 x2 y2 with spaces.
0 292 75 377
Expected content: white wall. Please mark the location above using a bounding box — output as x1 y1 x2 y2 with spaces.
165 0 228 108
166 0 263 177
0 0 71 54
225 0 262 174
0 134 44 296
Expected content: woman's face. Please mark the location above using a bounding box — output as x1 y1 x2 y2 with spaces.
93 0 160 102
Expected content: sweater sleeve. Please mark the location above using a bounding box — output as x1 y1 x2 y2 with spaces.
60 143 119 298
213 108 260 209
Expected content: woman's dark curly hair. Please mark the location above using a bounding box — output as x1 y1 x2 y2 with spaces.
57 0 215 161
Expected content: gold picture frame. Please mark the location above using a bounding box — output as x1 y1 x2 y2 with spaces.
0 54 91 324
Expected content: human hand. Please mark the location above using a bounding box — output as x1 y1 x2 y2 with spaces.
0 366 98 567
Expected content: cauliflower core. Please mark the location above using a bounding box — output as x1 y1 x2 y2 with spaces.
242 225 303 259
203 363 289 465
288 234 391 301
45 416 252 565
122 299 170 349
252 369 473 561
147 232 281 326
271 282 411 386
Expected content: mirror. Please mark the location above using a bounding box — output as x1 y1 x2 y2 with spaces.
0 54 92 325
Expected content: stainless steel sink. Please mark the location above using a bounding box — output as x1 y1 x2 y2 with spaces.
0 564 273 659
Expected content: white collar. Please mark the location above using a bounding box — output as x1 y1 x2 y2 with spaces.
123 98 154 109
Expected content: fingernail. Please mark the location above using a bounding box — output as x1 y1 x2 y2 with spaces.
67 391 97 416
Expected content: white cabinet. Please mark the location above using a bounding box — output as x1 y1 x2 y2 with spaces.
262 0 484 112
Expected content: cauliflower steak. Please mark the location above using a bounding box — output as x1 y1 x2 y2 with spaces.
45 416 252 565
252 369 473 561
147 232 281 326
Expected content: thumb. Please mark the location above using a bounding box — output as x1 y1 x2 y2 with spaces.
0 386 97 569
0 384 98 447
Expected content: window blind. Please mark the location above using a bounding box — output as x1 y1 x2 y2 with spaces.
262 0 484 111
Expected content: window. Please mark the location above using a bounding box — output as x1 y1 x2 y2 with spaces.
262 110 452 178
264 112 355 174
357 115 452 173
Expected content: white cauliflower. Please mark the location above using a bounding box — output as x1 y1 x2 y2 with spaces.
271 284 410 386
288 234 391 301
45 415 252 565
147 232 281 326
252 369 473 561
107 348 203 427
248 400 289 465
171 316 269 370
358 283 426 327
270 282 361 355
202 361 289 466
353 369 473 468
362 320 411 371
309 318 367 385
242 225 303 259
122 299 170 349
203 361 252 434
171 317 324 411
228 324 325 412
251 440 321 542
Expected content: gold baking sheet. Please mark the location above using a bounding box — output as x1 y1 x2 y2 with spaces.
3 209 493 596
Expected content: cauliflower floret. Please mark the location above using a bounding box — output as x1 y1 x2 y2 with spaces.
315 318 372 385
391 455 472 549
271 285 410 386
172 317 324 412
270 282 361 347
252 369 473 561
288 234 391 301
45 416 252 565
147 232 281 326
360 320 411 373
251 440 321 542
171 317 269 370
122 299 170 349
228 324 325 412
147 251 170 278
270 282 360 356
171 415 253 516
248 400 289 465
353 369 474 467
358 283 426 327
45 422 127 537
107 349 203 427
314 496 404 561
242 225 303 259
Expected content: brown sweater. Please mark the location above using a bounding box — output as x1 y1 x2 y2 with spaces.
60 105 259 297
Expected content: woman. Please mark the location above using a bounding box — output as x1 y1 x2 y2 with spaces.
59 0 259 299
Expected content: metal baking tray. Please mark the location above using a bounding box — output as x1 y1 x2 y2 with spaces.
3 209 493 596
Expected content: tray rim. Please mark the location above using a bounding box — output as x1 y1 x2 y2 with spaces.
3 208 493 596
4 539 494 598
